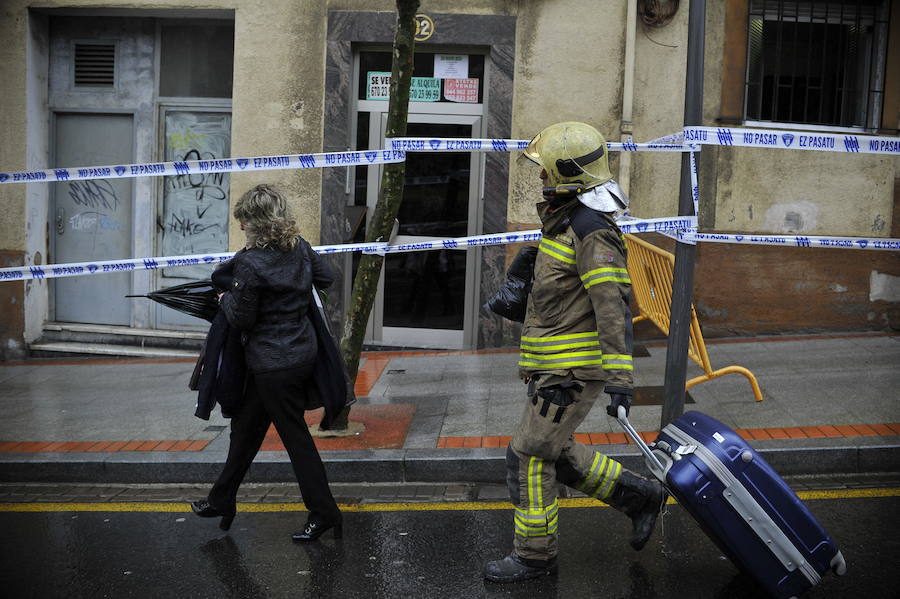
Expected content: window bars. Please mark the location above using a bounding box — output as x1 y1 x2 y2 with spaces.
745 0 891 130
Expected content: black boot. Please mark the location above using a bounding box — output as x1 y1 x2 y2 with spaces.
483 552 557 583
604 471 667 551
191 499 236 531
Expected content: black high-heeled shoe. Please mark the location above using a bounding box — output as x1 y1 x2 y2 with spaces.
291 520 343 542
191 499 236 531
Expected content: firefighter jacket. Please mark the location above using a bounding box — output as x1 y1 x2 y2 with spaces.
518 198 634 395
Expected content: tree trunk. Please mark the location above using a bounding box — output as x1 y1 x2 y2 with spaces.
324 0 420 430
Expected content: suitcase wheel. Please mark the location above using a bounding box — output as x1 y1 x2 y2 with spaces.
831 550 847 576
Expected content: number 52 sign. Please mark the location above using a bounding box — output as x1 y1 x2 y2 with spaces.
414 14 434 41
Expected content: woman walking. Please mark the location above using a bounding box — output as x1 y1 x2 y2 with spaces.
191 183 342 542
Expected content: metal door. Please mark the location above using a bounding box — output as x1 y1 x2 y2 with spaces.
368 114 483 349
52 113 134 325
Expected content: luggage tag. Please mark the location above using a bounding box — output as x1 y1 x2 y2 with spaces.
652 439 697 461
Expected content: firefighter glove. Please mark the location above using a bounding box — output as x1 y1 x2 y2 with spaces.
606 392 632 418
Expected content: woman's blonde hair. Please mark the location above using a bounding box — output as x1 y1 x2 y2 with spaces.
233 184 300 251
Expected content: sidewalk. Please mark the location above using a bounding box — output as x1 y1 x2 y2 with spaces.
0 332 898 484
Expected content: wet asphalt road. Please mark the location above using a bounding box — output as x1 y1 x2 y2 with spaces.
1 493 898 599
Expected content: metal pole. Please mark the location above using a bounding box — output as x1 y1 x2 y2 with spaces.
661 0 706 428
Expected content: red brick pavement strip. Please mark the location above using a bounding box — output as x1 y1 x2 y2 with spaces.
817 425 844 438
434 423 900 449
0 440 211 452
1 423 898 453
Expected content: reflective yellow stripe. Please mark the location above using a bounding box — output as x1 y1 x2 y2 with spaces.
515 518 559 537
583 275 631 289
515 504 559 523
519 358 606 368
521 332 598 343
520 350 603 359
541 237 575 256
578 453 605 495
577 454 622 500
520 333 603 363
518 349 604 369
539 238 576 264
527 457 536 509
514 500 559 537
597 461 622 500
527 457 545 510
580 267 629 280
581 267 631 289
601 354 633 371
520 340 601 351
519 332 623 369
588 456 613 497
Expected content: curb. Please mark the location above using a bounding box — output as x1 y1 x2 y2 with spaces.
1 438 898 485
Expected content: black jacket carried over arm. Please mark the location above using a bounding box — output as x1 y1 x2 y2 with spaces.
193 258 246 420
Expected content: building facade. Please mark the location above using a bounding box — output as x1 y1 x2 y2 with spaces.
0 0 897 360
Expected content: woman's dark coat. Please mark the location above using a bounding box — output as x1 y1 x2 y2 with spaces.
212 238 348 426
220 239 331 373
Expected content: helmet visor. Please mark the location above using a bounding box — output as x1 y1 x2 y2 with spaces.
519 131 545 167
516 151 541 169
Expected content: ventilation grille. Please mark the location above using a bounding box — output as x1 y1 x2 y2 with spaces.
74 43 115 87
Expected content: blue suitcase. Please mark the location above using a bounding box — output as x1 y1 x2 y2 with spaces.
618 409 846 598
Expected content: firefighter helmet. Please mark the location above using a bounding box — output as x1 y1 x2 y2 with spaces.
522 121 613 190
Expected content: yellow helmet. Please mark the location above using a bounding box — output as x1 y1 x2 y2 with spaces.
522 122 613 191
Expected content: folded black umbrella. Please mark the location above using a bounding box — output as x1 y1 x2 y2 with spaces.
127 280 219 323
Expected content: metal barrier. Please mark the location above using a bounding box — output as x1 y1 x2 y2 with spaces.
625 233 764 402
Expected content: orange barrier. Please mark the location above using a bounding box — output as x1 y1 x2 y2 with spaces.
625 234 764 402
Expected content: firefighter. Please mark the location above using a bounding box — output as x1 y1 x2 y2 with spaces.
484 122 667 583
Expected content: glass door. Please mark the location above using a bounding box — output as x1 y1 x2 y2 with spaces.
155 108 232 329
366 114 483 349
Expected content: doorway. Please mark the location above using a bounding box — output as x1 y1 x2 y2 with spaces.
52 113 134 325
365 115 484 349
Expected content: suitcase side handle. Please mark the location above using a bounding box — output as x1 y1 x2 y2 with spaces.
616 406 667 477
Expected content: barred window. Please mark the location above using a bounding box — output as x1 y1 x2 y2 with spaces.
744 0 891 129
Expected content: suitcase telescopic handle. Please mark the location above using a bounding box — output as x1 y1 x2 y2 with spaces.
616 406 667 475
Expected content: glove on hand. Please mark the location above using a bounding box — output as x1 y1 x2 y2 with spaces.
606 392 632 418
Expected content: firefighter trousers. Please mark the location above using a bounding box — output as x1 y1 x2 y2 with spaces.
507 373 629 561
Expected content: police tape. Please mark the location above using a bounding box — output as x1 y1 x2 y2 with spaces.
683 126 900 155
682 230 900 251
690 150 700 217
0 136 697 186
0 216 697 282
0 149 408 186
386 137 698 153
3 219 899 283
387 138 530 152
615 216 697 236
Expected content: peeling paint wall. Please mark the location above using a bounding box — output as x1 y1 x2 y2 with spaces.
871 270 900 303
714 148 895 236
508 0 629 225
